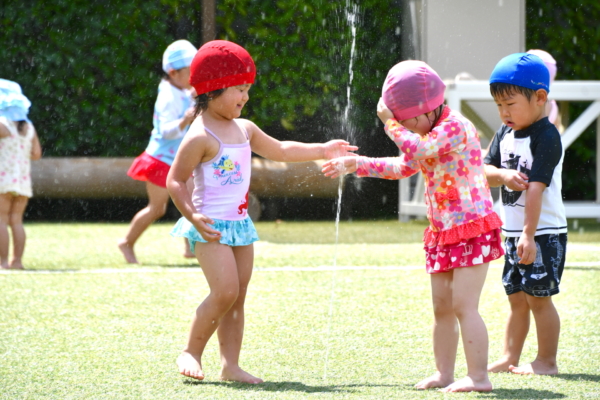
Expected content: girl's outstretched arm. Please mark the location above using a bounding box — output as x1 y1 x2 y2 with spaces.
241 119 357 162
167 126 222 241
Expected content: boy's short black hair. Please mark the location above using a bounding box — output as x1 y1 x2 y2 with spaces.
490 82 536 101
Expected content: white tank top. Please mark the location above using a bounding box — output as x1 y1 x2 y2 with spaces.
192 121 251 220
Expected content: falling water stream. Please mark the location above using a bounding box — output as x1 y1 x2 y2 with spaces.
323 2 359 381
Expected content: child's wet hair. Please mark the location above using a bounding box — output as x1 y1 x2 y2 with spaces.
193 88 226 117
490 82 536 101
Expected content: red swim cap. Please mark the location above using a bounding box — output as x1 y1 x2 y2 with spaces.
189 40 256 95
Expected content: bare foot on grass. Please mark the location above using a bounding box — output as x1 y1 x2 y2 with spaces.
183 250 195 259
488 358 515 373
415 373 454 390
509 361 558 375
117 240 139 264
440 376 493 393
177 352 204 380
9 260 24 270
1 262 10 270
220 366 263 384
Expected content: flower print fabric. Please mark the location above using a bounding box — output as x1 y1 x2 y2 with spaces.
0 117 34 197
356 106 503 248
191 122 251 221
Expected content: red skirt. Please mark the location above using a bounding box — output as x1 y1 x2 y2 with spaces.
424 228 504 274
127 152 170 188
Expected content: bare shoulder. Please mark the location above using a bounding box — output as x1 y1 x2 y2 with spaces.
235 118 259 138
184 120 221 162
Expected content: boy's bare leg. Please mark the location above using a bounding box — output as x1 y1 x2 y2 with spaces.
177 242 240 380
415 271 458 389
118 182 169 264
509 295 559 375
8 196 28 270
0 194 11 269
217 244 262 384
488 292 530 372
442 263 493 392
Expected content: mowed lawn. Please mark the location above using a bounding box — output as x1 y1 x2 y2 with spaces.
1 220 599 399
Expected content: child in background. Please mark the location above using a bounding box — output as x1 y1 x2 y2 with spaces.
0 79 42 270
527 49 562 132
119 40 197 264
485 53 567 375
168 40 357 383
322 61 504 392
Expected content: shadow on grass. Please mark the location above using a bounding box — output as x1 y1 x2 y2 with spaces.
485 389 567 399
182 380 577 398
183 380 403 394
565 266 600 271
143 264 200 268
554 373 600 382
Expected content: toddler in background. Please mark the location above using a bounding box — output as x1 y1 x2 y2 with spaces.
119 40 197 264
0 79 42 270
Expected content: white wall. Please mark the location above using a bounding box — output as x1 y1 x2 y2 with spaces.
402 0 525 141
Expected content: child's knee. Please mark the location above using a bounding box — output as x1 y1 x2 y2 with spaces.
8 213 24 227
432 295 453 316
212 286 240 309
148 204 167 219
525 294 554 312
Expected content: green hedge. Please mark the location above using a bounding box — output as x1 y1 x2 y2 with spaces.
2 1 598 203
526 0 600 200
0 0 400 159
0 0 202 157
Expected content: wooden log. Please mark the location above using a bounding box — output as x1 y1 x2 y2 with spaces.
31 157 340 199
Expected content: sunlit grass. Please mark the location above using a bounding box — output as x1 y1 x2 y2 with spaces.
0 221 598 399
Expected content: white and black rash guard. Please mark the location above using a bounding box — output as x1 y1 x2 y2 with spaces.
484 117 567 237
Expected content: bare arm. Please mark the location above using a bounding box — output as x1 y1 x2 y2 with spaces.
0 122 10 138
484 164 529 191
517 181 545 265
30 127 42 160
166 126 222 241
243 120 357 162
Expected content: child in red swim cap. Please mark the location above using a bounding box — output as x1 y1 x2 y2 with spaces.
168 40 357 384
323 60 504 392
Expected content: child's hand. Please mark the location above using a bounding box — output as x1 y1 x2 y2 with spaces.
322 156 358 179
377 98 394 124
183 107 196 126
516 233 536 265
322 140 358 160
502 170 529 191
191 213 222 242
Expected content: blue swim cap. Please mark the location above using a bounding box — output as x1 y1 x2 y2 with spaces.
162 40 198 73
0 78 31 122
489 53 550 93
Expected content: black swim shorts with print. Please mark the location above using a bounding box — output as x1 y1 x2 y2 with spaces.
502 233 567 297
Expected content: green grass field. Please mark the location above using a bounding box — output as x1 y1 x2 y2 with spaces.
1 220 599 399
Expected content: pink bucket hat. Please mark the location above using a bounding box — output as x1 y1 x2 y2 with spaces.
382 60 446 121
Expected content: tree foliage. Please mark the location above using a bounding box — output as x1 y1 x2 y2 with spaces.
1 0 598 206
526 0 600 200
0 0 202 156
